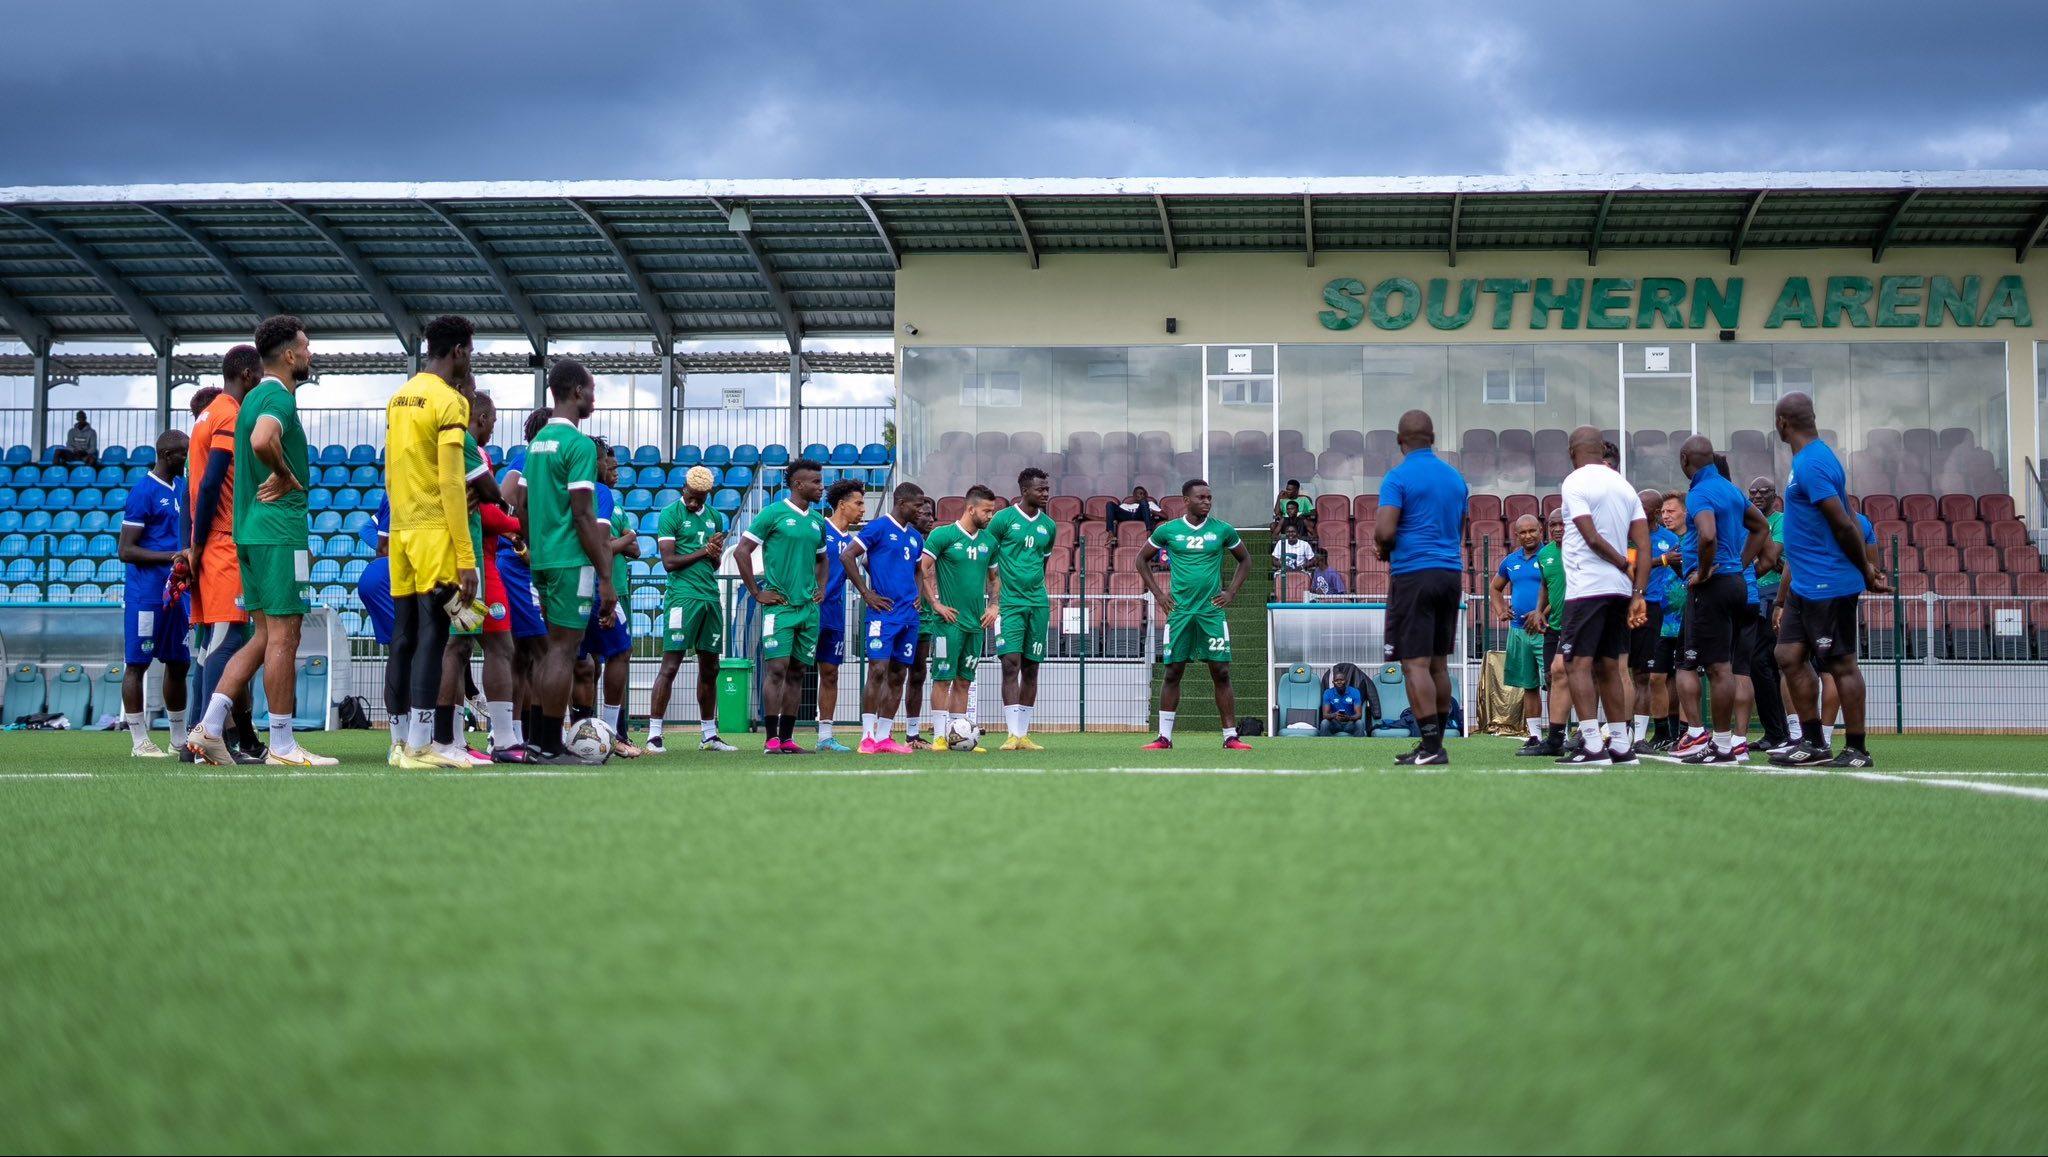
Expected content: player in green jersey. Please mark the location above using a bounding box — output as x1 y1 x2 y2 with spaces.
736 457 828 753
1137 479 1252 751
189 314 336 767
516 359 617 762
903 496 941 748
1530 507 1571 755
918 483 1001 753
645 471 734 753
989 466 1057 751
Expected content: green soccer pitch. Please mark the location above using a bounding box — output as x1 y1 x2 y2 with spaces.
3 730 2046 1153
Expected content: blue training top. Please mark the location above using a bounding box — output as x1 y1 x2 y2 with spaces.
1782 439 1867 600
856 514 925 624
822 522 852 622
1322 685 1363 717
122 471 184 606
1381 446 1468 575
1681 462 1750 578
1497 547 1545 617
1645 525 1680 604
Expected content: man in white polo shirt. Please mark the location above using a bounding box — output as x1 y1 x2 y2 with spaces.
1555 426 1651 764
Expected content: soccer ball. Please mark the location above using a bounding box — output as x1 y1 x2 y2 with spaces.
949 716 980 749
565 716 614 764
685 465 718 494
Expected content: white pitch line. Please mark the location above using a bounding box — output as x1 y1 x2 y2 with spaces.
1842 771 2048 802
0 771 93 779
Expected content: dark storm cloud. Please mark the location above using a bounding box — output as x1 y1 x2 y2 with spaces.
2 0 2046 184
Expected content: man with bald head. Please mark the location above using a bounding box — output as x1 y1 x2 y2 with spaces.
1672 434 1772 763
1770 392 1884 767
1373 409 1468 765
1491 513 1549 751
1633 487 1682 747
1554 425 1650 763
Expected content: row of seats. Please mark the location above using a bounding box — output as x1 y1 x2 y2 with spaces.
2 464 155 487
1 659 327 731
499 441 892 471
0 487 132 512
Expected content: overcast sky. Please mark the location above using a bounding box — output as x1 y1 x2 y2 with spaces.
6 0 2047 185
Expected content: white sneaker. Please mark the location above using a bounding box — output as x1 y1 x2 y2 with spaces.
267 746 339 767
643 735 666 754
429 743 476 769
130 739 171 758
701 735 739 752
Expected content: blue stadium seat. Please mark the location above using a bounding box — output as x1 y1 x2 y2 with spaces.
362 487 385 510
624 488 654 513
44 582 72 603
507 446 526 470
39 465 65 485
630 583 661 612
830 443 859 466
22 510 51 534
672 445 701 467
342 510 371 534
125 465 147 485
101 488 125 511
44 663 92 727
0 532 24 556
37 446 57 465
3 445 28 466
95 465 122 486
46 487 73 508
100 445 127 467
6 662 46 716
702 444 731 468
80 511 108 532
859 442 890 465
311 559 342 585
0 491 13 514
64 559 94 584
732 444 761 467
340 610 364 637
723 465 754 489
294 656 329 730
66 465 93 486
4 557 35 582
632 444 661 467
72 583 102 601
313 510 344 533
348 444 376 466
308 489 331 512
653 488 681 509
55 533 85 557
349 464 378 487
710 489 741 516
130 446 155 467
317 445 346 467
316 583 347 606
341 559 367 584
494 464 516 485
62 498 90 523
333 487 362 511
635 511 659 535
485 443 504 467
315 464 343 486
663 465 691 489
86 534 116 557
762 444 790 467
95 559 121 584
801 443 830 463
0 512 17 534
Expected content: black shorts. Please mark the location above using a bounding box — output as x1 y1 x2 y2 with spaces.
1731 603 1757 679
1384 569 1462 662
1678 574 1746 670
1559 595 1631 663
1628 608 1661 672
1651 634 1680 674
1779 590 1861 668
1543 628 1561 673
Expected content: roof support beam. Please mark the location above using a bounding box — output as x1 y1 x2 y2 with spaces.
1587 191 1615 267
2019 202 2048 263
0 206 172 350
1447 193 1463 267
1154 195 1177 269
1872 188 1921 263
853 195 900 271
1003 195 1038 269
564 198 674 349
0 279 54 352
273 201 418 355
135 203 281 320
709 198 803 354
1303 193 1316 267
418 200 549 356
1730 190 1768 265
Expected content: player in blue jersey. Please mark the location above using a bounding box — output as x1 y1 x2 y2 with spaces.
358 500 395 644
120 430 192 758
843 482 927 755
813 479 865 752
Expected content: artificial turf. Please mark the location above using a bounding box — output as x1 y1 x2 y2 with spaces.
3 730 2046 1153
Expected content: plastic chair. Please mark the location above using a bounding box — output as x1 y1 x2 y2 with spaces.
93 664 126 723
5 662 46 718
1276 664 1321 735
348 444 377 466
46 663 92 728
732 444 761 467
1371 664 1412 737
701 444 732 468
95 559 121 583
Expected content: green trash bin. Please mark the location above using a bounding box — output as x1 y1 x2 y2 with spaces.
717 657 753 735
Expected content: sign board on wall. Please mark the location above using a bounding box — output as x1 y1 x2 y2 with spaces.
721 387 746 411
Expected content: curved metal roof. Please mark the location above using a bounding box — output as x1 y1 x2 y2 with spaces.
2 172 2045 348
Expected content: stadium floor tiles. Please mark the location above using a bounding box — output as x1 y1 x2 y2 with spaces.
4 730 2046 1152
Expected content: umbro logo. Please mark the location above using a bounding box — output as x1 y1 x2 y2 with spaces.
1816 636 1833 648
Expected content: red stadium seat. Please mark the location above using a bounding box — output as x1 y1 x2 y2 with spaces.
1279 573 1309 602
2019 571 2048 596
1979 493 2017 523
937 496 965 523
1467 520 1508 554
1082 495 1113 522
1933 572 1970 597
1313 494 1350 526
1468 495 1504 523
1115 521 1149 547
1047 495 1082 523
1072 569 1106 595
2004 546 2042 574
1052 520 1076 547
1991 520 2030 550
1900 494 1937 522
1540 494 1564 517
1872 519 1908 549
1923 546 1960 573
1352 494 1378 523
1861 495 1899 523
1110 546 1145 573
1962 545 1999 574
1889 544 1920 573
1503 493 1541 524
1939 494 1977 524
1977 572 2014 596
1318 521 1352 550
1950 521 1988 551
1044 546 1072 575
1160 496 1186 521
1909 520 1948 550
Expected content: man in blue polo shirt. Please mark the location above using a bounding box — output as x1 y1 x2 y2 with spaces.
1672 436 1772 764
1491 514 1548 753
1373 409 1468 766
1770 392 1885 769
1634 488 1683 748
1317 665 1366 737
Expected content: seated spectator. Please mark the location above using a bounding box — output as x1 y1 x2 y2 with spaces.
1273 525 1314 572
1308 549 1347 595
1318 666 1365 737
53 410 99 468
1272 478 1316 537
1108 485 1164 535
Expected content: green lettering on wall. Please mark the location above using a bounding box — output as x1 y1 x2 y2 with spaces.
1926 275 1980 327
1587 278 1634 330
1981 275 2032 326
1369 277 1422 329
1482 278 1529 329
1424 278 1478 329
1636 277 1687 329
1529 278 1584 329
1821 276 1873 327
1690 278 1743 328
1318 277 1366 331
1766 277 1818 327
1875 275 1923 327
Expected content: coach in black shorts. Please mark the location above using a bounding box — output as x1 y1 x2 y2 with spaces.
1373 410 1468 766
1671 436 1772 763
1555 427 1651 763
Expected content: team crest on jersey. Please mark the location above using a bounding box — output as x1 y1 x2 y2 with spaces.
488 602 507 620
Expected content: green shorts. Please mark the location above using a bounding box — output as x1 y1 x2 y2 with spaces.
930 621 983 682
663 596 724 654
919 611 943 639
1504 626 1545 690
760 602 818 665
236 543 311 617
534 565 595 630
1163 609 1230 665
994 604 1049 661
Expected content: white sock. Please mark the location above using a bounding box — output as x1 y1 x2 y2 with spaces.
1005 704 1024 739
1022 705 1034 736
861 712 878 741
124 710 148 744
1526 718 1544 740
1607 721 1631 752
167 708 187 749
269 712 296 756
511 719 525 745
647 716 666 740
1822 724 1835 745
1686 725 1707 739
1222 724 1239 740
818 718 833 741
701 717 717 741
609 703 627 737
488 701 516 748
1712 730 1733 754
1632 715 1649 743
201 692 232 736
903 716 919 738
1158 710 1176 739
408 708 434 753
1580 720 1604 749
1785 714 1802 740
934 710 950 741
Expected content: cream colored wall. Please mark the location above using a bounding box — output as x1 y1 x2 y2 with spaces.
896 249 2043 497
